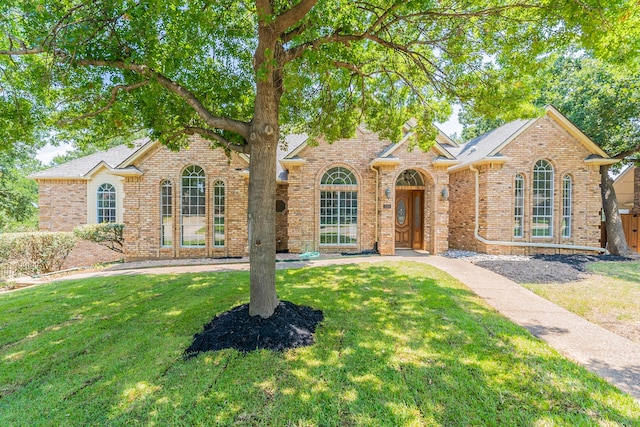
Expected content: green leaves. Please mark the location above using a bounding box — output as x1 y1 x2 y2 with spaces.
0 0 636 152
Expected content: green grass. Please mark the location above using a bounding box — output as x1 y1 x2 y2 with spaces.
525 260 640 343
587 260 640 283
1 262 638 426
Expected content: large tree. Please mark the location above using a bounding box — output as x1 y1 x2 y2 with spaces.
540 56 640 256
1 0 634 317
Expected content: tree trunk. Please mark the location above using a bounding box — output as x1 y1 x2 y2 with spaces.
601 165 634 256
247 123 279 318
247 21 284 317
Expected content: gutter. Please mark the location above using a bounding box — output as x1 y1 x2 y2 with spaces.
469 165 607 254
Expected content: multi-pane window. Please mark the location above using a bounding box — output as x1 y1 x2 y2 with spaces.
181 165 206 246
320 167 358 245
213 181 225 247
97 183 117 223
562 174 572 238
532 160 554 237
514 174 524 238
161 180 173 247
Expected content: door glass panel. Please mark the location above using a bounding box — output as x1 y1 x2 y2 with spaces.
397 199 406 225
414 195 421 227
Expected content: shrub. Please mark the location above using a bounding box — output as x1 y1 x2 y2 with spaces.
0 232 77 277
73 223 124 253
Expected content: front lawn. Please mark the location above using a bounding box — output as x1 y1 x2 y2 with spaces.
1 262 638 426
525 260 640 345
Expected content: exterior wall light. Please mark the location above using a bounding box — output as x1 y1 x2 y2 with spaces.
385 187 392 200
441 187 449 201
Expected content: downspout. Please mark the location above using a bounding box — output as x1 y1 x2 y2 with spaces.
469 165 607 253
370 164 379 252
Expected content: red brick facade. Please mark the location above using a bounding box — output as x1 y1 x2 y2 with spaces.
35 110 609 265
122 137 250 260
449 116 603 254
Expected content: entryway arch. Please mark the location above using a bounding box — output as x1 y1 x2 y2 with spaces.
395 169 425 249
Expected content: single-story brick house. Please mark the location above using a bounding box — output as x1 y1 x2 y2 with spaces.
32 106 614 261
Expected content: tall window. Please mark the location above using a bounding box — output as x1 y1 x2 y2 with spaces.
161 180 173 247
320 167 358 245
213 181 225 247
514 174 524 238
532 160 554 237
562 175 572 238
97 183 117 223
181 166 206 247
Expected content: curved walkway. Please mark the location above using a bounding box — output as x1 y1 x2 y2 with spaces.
14 252 640 402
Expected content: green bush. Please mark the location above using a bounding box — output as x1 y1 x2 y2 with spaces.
73 223 124 253
0 232 77 278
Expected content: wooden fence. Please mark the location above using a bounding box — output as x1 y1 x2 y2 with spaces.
601 213 640 253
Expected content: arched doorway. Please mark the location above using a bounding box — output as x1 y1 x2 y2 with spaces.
395 169 425 249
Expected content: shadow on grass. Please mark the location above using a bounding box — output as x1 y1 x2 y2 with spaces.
1 262 638 426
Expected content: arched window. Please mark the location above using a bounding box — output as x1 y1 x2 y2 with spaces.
97 183 117 223
514 174 524 238
320 167 358 245
396 169 424 187
562 175 572 238
181 166 206 246
161 180 173 247
213 181 225 247
532 160 554 237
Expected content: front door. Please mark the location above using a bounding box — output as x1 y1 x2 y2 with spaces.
395 190 423 249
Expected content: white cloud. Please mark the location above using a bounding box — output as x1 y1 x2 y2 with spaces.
36 143 73 165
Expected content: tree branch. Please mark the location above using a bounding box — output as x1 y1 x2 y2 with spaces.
69 58 250 139
273 0 317 34
255 0 273 19
58 80 149 124
0 37 251 140
183 127 249 154
612 145 640 160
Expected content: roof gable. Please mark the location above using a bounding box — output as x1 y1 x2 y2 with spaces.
30 142 146 180
378 129 458 160
449 105 613 172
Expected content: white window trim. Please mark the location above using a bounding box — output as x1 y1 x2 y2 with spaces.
532 160 554 238
562 175 572 238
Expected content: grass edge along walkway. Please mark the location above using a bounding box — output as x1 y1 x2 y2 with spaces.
0 260 638 426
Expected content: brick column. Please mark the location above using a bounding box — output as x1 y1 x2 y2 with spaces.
378 166 398 255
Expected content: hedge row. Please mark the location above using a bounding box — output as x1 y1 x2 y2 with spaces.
0 232 77 278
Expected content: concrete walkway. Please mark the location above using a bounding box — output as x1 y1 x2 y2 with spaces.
13 252 640 402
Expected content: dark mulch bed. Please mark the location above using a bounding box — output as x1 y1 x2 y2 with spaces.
475 254 632 284
185 301 323 357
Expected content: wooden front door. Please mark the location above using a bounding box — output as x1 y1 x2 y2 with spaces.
395 190 423 249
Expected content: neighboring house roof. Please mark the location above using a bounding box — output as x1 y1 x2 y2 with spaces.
613 165 636 209
448 105 616 172
30 139 149 180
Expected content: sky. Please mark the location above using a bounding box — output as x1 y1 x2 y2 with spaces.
36 142 74 164
35 108 464 164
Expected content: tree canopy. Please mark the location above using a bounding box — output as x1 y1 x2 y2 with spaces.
0 143 41 231
2 0 637 315
2 1 634 150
